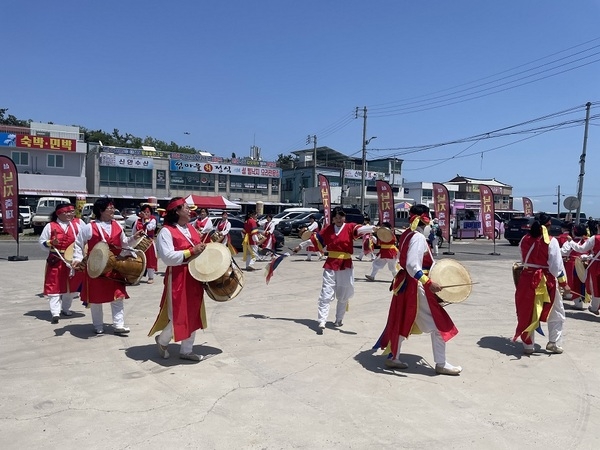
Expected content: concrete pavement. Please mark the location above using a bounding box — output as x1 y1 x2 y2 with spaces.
1 240 599 449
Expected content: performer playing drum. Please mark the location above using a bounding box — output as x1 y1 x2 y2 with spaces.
132 204 159 284
193 207 213 244
261 214 277 260
374 204 462 375
149 197 208 362
39 203 85 324
560 223 589 309
72 198 144 335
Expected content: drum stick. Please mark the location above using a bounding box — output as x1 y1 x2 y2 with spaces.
439 282 479 289
51 247 73 270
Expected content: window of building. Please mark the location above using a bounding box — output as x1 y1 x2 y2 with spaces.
271 178 279 193
218 175 227 191
230 176 269 194
169 172 215 191
100 167 152 188
11 151 29 166
422 189 433 201
156 170 166 189
47 154 64 168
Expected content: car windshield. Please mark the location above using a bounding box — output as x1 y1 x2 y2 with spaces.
36 206 54 214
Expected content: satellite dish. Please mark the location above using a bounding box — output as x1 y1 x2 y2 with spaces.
563 196 580 211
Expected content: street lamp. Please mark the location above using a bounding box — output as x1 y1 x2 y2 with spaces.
360 136 377 214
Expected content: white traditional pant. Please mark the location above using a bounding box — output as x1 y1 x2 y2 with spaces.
394 285 447 365
370 258 399 279
317 268 354 324
48 293 76 317
147 268 156 280
523 286 566 349
245 244 259 268
90 299 125 330
156 290 196 353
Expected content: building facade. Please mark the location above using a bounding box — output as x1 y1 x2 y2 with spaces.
0 122 87 209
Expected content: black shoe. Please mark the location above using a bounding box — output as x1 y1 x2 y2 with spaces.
51 316 59 324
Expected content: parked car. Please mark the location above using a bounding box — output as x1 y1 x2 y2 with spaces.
209 217 284 251
32 197 70 234
276 212 322 236
258 208 319 228
504 216 562 246
121 207 138 218
0 212 24 234
19 206 32 228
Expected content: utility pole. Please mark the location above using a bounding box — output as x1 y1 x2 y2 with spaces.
356 106 368 214
557 185 560 217
307 135 317 187
575 102 592 224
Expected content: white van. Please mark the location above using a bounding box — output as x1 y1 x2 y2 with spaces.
32 197 71 234
259 207 319 228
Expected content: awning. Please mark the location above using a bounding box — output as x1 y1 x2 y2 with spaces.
395 201 413 211
185 194 241 210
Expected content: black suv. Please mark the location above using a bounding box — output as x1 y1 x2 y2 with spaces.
276 211 319 236
504 217 563 246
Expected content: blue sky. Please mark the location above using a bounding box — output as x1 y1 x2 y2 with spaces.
3 1 600 215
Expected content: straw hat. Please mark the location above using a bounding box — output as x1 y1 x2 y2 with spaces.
87 242 111 278
188 242 232 282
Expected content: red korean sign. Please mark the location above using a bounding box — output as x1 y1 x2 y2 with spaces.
318 174 331 227
432 183 451 242
479 184 496 240
16 134 75 151
376 180 395 228
0 156 19 241
523 197 533 217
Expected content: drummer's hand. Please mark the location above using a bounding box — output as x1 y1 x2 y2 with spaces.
133 229 145 239
428 281 442 293
191 243 206 255
72 261 84 271
293 246 300 253
563 285 571 295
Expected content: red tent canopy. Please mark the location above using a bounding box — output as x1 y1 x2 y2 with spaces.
185 195 241 210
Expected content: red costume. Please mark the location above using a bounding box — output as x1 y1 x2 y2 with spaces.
134 216 158 271
149 223 206 342
81 222 129 304
312 222 361 270
375 230 458 358
513 234 566 344
43 221 84 295
194 216 213 244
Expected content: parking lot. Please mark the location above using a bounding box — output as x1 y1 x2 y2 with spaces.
1 237 599 449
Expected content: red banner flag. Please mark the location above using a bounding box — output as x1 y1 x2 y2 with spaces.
0 156 20 241
523 197 533 217
432 183 451 242
318 174 331 227
479 184 496 240
376 180 395 228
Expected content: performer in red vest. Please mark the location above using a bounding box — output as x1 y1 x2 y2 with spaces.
72 198 143 335
193 207 213 243
374 204 461 375
133 204 159 284
149 197 207 361
293 207 375 332
561 224 589 310
567 221 600 316
242 210 261 271
513 213 569 355
366 222 399 281
39 203 84 324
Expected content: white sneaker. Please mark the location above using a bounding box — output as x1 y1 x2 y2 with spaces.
435 363 462 375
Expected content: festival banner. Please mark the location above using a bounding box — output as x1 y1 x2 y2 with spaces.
479 184 496 240
318 174 331 227
0 155 20 241
523 197 533 217
432 183 451 242
376 180 395 228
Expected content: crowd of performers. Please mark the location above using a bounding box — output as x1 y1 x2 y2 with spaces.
39 198 599 372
